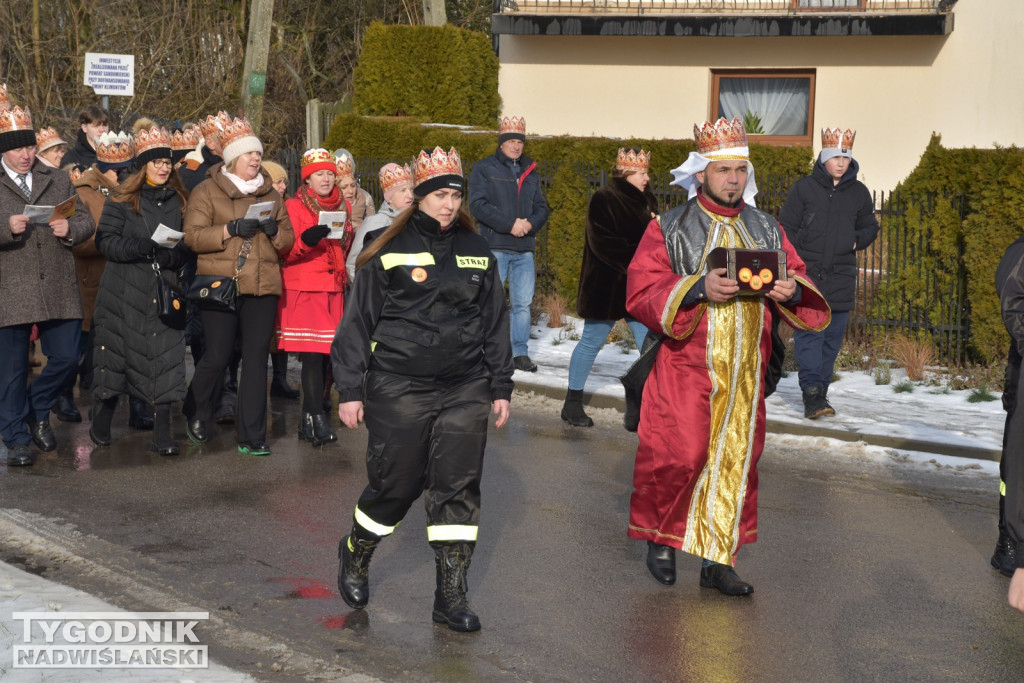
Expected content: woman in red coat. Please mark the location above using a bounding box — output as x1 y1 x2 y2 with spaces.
277 148 354 446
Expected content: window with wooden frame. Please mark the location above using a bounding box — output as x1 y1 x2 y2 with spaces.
710 69 816 147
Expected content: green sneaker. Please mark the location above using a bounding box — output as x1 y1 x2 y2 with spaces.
238 440 271 457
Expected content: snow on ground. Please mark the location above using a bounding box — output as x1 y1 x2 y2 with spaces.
0 561 254 682
519 313 1006 462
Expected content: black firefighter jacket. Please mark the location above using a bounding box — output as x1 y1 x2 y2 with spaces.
779 159 879 312
332 211 515 404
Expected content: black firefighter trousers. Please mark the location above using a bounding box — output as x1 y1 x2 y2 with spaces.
351 371 490 545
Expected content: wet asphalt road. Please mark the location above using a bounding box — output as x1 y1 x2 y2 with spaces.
1 394 1023 682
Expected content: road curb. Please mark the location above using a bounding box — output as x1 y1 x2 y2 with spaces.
512 378 1001 463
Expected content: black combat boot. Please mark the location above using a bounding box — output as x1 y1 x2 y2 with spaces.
560 389 594 427
151 404 179 456
802 386 831 420
431 542 481 632
992 530 1018 578
338 528 381 609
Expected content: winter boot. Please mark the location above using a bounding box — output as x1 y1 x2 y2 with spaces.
312 413 337 445
338 529 381 609
89 397 118 447
802 386 831 420
432 542 481 632
560 389 594 427
992 530 1018 578
270 352 300 398
298 412 317 443
151 404 179 456
128 396 154 430
821 385 837 417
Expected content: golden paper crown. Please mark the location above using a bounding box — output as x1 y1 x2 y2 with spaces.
36 127 65 151
499 115 526 136
302 148 333 168
0 84 9 111
198 111 232 139
334 153 354 178
95 131 135 165
414 147 462 186
616 148 650 174
134 126 172 156
68 166 85 182
0 106 33 135
694 117 748 157
170 126 200 151
379 163 413 194
821 127 856 151
218 116 256 150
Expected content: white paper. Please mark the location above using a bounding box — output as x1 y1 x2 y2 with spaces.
244 201 276 221
151 223 184 248
319 211 348 239
23 204 54 223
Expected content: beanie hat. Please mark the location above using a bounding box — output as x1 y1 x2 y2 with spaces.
219 116 263 166
819 127 856 164
0 103 36 154
300 148 336 181
498 115 526 145
262 159 288 183
133 126 172 169
413 147 464 196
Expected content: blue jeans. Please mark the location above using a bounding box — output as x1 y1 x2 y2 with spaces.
0 319 81 446
793 310 851 389
493 250 536 357
568 319 648 391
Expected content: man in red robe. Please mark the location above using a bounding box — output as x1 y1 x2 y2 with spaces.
625 117 831 595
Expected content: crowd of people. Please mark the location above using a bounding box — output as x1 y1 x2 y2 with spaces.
3 83 1021 624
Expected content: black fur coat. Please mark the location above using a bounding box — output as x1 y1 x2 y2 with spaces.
576 176 658 320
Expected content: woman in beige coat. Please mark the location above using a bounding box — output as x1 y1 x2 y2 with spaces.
182 116 293 456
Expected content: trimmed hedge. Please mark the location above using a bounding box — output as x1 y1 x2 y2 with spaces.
325 114 813 306
890 134 1024 364
352 23 499 127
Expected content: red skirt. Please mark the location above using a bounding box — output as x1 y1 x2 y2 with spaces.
276 289 344 353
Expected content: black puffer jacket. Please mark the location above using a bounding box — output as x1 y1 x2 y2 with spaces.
92 185 191 405
331 211 514 403
577 176 658 320
778 159 879 312
62 129 98 169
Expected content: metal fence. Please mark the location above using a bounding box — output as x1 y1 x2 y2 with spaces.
278 153 970 365
496 0 945 14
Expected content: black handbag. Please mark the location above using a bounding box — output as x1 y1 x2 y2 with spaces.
185 237 252 312
154 262 187 329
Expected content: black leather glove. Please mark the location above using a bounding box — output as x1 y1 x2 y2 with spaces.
135 238 157 259
301 224 331 247
226 218 260 238
259 218 279 238
154 248 174 268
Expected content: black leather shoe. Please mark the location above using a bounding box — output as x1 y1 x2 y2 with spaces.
700 563 754 596
185 418 207 445
270 379 300 399
150 441 180 456
53 393 82 423
513 355 538 372
238 440 271 456
646 542 676 585
312 413 338 446
6 443 35 466
29 420 57 452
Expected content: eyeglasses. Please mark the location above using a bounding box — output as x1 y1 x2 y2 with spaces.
150 160 172 169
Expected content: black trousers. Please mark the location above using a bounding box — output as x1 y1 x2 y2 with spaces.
352 371 490 544
188 295 277 442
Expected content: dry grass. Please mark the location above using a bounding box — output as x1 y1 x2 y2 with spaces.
888 334 935 382
540 292 569 328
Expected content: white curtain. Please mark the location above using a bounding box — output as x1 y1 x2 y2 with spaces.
718 78 809 136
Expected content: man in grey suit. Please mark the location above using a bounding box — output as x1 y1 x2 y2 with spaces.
0 91 95 466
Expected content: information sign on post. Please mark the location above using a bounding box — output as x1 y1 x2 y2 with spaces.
83 53 135 97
